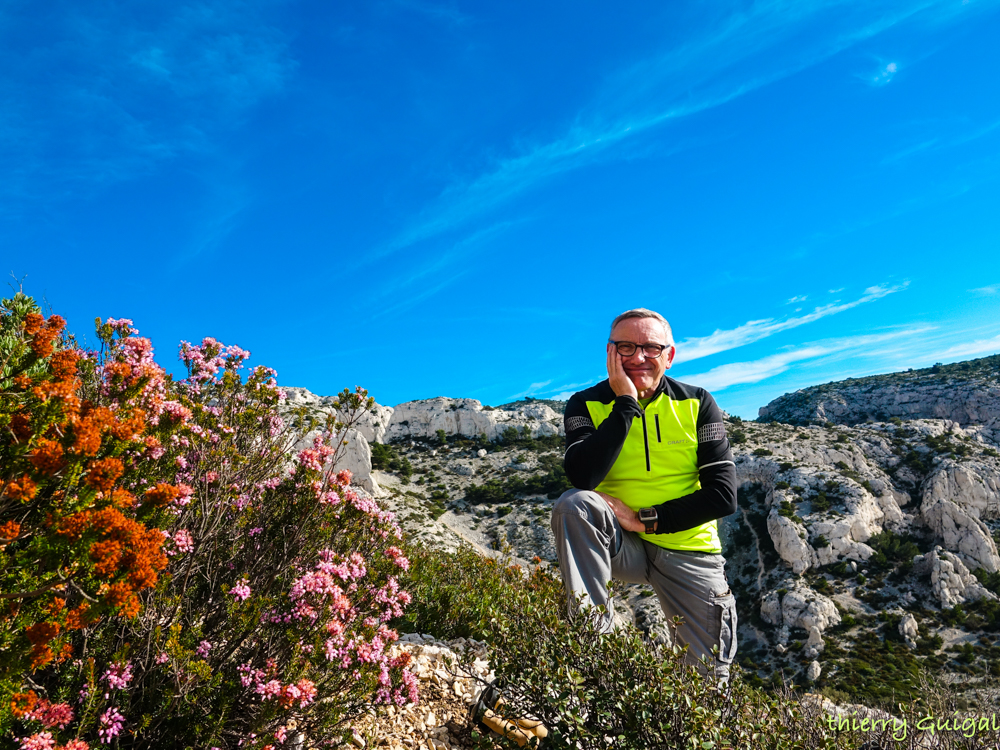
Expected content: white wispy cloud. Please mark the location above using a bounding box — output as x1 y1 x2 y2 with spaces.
674 283 908 363
786 295 808 304
869 61 899 86
969 283 999 295
938 335 1000 359
380 0 986 254
683 328 929 391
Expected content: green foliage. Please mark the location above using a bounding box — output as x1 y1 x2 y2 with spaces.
753 447 773 456
465 455 572 503
866 530 924 572
400 544 850 750
370 441 413 480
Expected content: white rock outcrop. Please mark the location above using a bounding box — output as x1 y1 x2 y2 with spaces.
386 398 563 442
914 548 999 608
921 460 1000 573
767 510 815 575
282 387 394 444
899 613 918 649
760 585 841 635
294 427 379 494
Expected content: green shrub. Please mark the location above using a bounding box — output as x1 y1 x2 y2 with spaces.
399 544 851 749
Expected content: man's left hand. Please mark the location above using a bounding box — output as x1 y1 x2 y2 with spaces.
596 491 652 533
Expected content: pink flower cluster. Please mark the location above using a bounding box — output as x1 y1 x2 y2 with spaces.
384 546 410 571
238 663 317 709
17 733 55 750
196 640 212 658
172 529 194 554
97 708 124 744
179 337 252 385
230 579 252 601
102 661 133 690
23 698 74 729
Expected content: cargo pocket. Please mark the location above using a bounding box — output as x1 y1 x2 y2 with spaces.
712 590 738 666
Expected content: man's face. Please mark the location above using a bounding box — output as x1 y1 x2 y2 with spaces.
609 317 675 396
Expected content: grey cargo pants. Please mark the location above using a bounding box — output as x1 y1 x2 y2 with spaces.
551 488 737 682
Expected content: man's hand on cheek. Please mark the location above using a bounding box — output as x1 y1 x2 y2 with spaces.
606 344 639 400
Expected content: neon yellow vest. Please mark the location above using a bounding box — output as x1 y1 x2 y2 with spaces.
586 393 720 553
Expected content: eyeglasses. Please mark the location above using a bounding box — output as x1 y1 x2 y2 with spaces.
609 341 670 358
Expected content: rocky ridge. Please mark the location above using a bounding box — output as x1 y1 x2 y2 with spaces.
758 354 1000 436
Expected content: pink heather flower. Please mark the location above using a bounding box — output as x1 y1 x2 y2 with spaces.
205 471 219 483
274 727 287 744
248 527 263 537
256 679 282 700
335 470 352 486
173 529 194 554
62 741 90 750
156 652 169 664
295 679 317 707
26 699 74 729
172 484 193 508
196 640 212 658
98 708 124 744
385 546 410 571
297 449 324 472
231 579 252 601
17 733 55 750
102 661 133 690
175 456 188 469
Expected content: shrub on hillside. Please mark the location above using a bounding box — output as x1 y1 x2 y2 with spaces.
2 296 417 748
399 544 853 749
0 296 185 710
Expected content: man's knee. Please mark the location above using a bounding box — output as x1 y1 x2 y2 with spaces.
551 488 605 521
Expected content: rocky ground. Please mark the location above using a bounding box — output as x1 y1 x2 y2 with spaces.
344 633 494 750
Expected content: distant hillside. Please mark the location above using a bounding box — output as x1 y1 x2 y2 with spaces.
758 354 1000 428
494 396 567 414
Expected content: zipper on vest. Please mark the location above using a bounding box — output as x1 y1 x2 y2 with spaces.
655 414 661 442
640 411 651 472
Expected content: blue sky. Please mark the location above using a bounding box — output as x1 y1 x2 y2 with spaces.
3 0 999 418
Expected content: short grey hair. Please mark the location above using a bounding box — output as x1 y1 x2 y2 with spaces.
610 308 674 343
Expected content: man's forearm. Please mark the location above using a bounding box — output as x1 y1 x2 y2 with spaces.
651 462 737 534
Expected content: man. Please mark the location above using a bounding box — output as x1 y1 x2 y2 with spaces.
551 308 738 682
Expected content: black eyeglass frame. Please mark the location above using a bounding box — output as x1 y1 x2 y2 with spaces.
608 341 671 359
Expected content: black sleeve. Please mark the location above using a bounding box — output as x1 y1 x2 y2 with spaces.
653 390 738 534
563 389 643 490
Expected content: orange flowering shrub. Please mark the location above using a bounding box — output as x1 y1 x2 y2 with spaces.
0 291 186 730
3 292 417 748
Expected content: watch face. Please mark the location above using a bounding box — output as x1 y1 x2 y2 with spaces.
639 508 656 521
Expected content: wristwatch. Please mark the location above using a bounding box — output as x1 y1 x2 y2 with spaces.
638 507 657 534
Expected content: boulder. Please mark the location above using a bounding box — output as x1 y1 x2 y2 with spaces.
767 510 815 574
915 548 999 608
760 585 841 634
899 613 918 649
806 661 822 682
802 626 825 659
